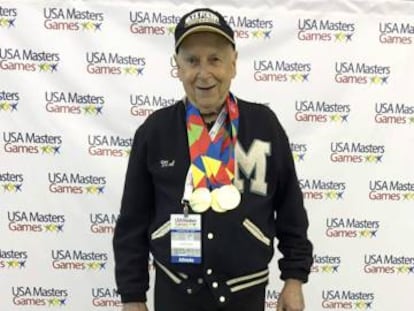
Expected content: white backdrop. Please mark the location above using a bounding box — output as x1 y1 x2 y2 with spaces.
1 0 414 310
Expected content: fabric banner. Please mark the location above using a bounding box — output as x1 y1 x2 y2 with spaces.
1 0 413 310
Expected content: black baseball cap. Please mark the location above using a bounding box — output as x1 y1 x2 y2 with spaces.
174 8 235 52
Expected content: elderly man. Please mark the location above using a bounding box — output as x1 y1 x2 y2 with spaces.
113 7 313 311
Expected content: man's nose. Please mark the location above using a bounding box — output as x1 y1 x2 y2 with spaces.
197 61 212 79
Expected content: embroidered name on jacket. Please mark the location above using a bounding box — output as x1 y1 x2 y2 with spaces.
235 139 270 196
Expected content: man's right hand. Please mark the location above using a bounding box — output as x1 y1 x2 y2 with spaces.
122 302 148 311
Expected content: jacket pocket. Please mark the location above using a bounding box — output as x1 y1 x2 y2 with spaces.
151 220 170 240
242 218 271 247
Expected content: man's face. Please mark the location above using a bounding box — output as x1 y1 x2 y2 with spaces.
175 32 237 114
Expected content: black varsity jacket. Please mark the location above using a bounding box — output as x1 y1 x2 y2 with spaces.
113 97 313 304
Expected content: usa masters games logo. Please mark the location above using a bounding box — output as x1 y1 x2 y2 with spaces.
89 213 117 234
86 51 146 75
254 60 311 82
363 254 414 274
0 249 28 269
311 254 341 274
48 172 106 195
0 6 17 28
295 100 350 123
129 10 180 35
7 211 65 233
2 132 62 155
330 142 385 163
321 290 374 309
0 48 59 72
0 90 19 112
290 142 307 162
51 250 107 271
130 93 176 117
12 286 68 307
335 62 390 85
298 19 355 42
43 7 104 31
326 218 380 238
265 288 280 310
299 178 346 200
369 180 414 201
224 14 273 40
374 102 414 125
0 172 23 193
45 91 104 115
88 135 132 157
379 22 414 45
91 288 121 308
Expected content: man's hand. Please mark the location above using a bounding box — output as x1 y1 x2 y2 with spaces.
122 302 148 311
276 279 305 311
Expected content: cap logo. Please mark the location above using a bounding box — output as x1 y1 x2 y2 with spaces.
185 10 220 27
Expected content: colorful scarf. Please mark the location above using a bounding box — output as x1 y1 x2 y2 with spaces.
186 93 239 190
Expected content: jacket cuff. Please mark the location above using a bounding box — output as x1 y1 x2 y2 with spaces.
120 292 147 303
280 270 309 283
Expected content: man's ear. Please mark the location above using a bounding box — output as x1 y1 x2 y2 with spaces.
232 50 238 78
174 54 182 81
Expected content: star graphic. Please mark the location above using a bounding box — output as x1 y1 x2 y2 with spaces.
370 230 377 237
341 114 348 122
60 299 66 305
333 265 339 272
124 149 131 156
337 191 344 199
96 106 103 114
355 301 367 309
409 266 414 273
264 31 271 39
366 302 373 309
330 114 341 122
95 23 102 30
381 76 388 84
57 224 64 232
53 146 61 154
82 21 95 30
11 103 18 111
100 262 106 269
7 260 19 268
359 230 371 237
321 265 333 273
0 18 8 27
376 155 382 162
298 153 305 161
123 66 136 75
51 63 58 72
98 186 105 194
15 184 22 192
335 32 346 42
19 261 26 268
8 19 15 27
370 76 382 84
346 33 353 41
39 63 51 72
48 298 61 306
167 25 175 34
302 73 309 81
251 30 260 38
137 67 144 75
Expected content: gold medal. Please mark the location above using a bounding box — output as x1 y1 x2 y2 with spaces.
189 187 211 213
214 184 241 211
211 188 227 213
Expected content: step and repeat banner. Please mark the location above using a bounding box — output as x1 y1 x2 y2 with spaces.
1 0 414 310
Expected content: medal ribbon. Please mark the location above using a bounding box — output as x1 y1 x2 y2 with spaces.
186 93 239 190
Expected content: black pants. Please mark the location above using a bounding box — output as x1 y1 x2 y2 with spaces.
154 269 265 311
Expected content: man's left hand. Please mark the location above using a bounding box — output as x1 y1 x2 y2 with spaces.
276 279 305 311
